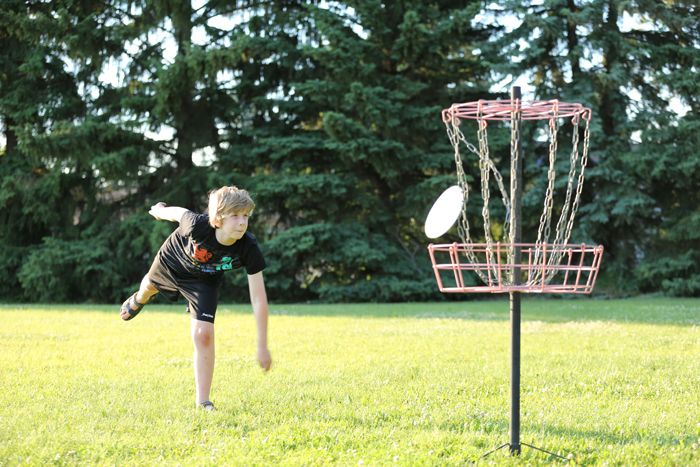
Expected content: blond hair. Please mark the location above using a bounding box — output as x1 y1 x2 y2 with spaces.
207 186 255 228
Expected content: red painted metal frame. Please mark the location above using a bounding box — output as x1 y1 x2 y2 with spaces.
442 99 591 122
427 243 604 294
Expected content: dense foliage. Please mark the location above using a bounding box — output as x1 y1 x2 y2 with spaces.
1 1 698 302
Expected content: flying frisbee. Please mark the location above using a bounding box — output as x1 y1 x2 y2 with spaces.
424 185 464 239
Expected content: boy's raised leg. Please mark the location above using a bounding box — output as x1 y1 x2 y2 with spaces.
135 276 159 305
120 276 159 320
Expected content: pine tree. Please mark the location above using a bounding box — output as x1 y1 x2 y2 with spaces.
1 1 265 301
217 1 493 301
0 1 184 301
490 0 700 295
0 1 117 300
626 1 700 295
5 0 695 302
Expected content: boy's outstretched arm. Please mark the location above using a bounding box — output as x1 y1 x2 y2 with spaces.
148 202 188 222
248 271 272 371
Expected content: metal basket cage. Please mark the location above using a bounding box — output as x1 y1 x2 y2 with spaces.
428 242 604 294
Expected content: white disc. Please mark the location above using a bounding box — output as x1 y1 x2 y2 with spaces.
424 185 464 239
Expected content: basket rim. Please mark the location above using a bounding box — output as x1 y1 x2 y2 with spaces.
442 99 591 122
428 241 603 250
427 242 604 294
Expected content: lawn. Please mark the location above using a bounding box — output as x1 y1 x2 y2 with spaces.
1 298 698 465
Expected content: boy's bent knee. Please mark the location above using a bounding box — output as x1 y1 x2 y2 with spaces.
136 278 158 304
140 277 158 293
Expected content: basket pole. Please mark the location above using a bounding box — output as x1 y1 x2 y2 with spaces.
509 86 524 456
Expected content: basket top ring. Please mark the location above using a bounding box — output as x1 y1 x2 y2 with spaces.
442 99 591 122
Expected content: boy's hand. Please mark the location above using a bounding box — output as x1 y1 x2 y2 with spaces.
257 347 272 371
148 202 167 220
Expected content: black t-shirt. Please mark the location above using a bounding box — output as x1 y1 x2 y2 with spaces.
156 211 266 283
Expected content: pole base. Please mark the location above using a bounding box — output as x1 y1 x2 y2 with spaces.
481 442 569 461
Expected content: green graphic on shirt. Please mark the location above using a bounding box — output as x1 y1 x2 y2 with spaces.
216 256 233 271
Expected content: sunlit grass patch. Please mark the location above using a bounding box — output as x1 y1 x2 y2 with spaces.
1 298 698 465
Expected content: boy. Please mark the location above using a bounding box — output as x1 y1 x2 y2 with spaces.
120 186 271 411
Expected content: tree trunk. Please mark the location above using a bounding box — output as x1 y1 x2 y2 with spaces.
566 0 581 79
171 1 197 207
2 116 18 157
599 0 624 144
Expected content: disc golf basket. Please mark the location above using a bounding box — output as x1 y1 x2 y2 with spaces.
425 88 603 458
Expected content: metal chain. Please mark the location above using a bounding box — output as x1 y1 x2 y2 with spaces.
442 105 591 288
445 117 491 284
541 113 590 284
541 113 581 281
537 112 559 244
562 113 591 245
477 117 512 281
530 108 560 283
478 121 511 243
478 119 492 243
476 118 498 281
470 118 511 279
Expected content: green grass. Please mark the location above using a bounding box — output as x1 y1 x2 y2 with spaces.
1 298 698 465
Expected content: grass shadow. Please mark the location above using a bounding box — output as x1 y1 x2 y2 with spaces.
1 297 698 326
263 297 700 326
436 414 697 463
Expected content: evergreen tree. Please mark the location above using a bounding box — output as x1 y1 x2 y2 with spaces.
628 1 700 295
1 1 262 301
490 0 700 295
217 1 493 301
3 0 697 302
0 1 131 301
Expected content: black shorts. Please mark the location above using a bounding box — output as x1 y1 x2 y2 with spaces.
146 253 220 323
